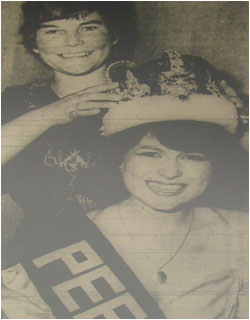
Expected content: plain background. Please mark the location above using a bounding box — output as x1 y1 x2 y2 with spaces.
1 1 249 263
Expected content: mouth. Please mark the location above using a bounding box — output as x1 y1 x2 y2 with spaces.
58 52 92 59
146 181 186 196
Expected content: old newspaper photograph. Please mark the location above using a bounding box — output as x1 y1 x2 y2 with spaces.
1 1 249 318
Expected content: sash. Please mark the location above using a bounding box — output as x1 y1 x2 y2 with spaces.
13 212 166 319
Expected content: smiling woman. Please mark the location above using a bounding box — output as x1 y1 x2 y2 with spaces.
20 2 137 61
119 132 212 212
78 81 248 318
2 2 138 219
80 119 247 212
34 13 113 76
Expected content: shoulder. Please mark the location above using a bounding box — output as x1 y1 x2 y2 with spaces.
194 207 248 232
2 83 32 107
86 205 119 222
193 207 248 269
86 204 130 237
2 79 51 123
215 207 248 225
2 79 50 97
194 207 248 259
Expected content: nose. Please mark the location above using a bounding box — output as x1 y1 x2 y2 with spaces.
65 31 83 46
157 159 182 180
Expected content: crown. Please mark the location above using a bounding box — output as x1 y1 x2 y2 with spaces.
101 50 244 136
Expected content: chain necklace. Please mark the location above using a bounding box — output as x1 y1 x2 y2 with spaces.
95 204 195 285
156 208 194 284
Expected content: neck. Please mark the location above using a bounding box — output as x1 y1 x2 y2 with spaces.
51 64 107 97
120 197 192 226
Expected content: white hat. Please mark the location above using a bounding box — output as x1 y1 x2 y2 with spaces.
101 94 238 136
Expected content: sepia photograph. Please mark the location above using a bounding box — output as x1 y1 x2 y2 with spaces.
1 1 249 318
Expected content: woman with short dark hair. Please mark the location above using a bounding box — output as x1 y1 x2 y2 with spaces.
2 1 138 220
20 1 138 62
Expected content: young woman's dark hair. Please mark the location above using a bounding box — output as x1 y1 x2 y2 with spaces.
75 121 248 211
20 1 138 62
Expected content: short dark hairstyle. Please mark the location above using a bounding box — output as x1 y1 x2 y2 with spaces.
75 121 248 211
20 1 138 61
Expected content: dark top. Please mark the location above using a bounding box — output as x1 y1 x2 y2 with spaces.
2 80 106 217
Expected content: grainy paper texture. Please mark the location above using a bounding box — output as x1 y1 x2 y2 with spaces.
2 1 249 319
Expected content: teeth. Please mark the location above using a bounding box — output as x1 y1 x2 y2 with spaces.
147 181 185 194
60 52 91 58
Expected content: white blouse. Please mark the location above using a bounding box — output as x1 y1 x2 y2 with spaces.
2 207 248 319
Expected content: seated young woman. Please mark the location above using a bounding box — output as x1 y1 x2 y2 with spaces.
2 54 248 319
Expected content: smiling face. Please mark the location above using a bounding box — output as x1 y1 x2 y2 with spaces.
33 12 112 75
120 133 212 212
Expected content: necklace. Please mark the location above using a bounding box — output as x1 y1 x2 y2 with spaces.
96 203 195 286
156 208 194 284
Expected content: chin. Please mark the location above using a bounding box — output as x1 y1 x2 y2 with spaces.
143 197 194 212
141 201 180 212
56 68 92 76
150 206 182 213
58 63 104 76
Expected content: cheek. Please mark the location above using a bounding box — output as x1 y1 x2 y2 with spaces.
188 164 212 189
84 32 111 49
122 160 143 193
122 156 153 181
123 159 140 180
36 36 57 52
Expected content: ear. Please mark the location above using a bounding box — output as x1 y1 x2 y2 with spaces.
32 48 40 54
112 38 119 46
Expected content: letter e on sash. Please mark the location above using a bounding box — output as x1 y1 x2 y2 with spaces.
52 265 126 312
74 294 147 319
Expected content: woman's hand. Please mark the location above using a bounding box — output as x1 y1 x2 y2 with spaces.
220 80 244 110
220 80 248 125
43 82 121 125
2 82 121 166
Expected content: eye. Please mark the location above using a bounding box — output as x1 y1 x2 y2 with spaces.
181 153 208 161
79 25 98 32
45 30 64 35
136 151 162 158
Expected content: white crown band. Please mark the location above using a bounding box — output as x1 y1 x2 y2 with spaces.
101 95 238 136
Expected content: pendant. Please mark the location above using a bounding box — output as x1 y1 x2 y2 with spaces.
157 271 167 284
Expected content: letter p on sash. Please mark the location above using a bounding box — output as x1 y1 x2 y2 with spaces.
32 240 103 275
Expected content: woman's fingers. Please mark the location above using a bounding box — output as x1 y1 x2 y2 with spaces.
64 92 121 106
50 83 121 123
77 92 121 103
80 82 119 93
64 83 119 100
76 101 118 110
69 101 118 119
69 109 101 118
220 80 244 109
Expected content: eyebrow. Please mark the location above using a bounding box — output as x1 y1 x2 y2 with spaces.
80 20 104 26
135 145 164 152
40 20 104 29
